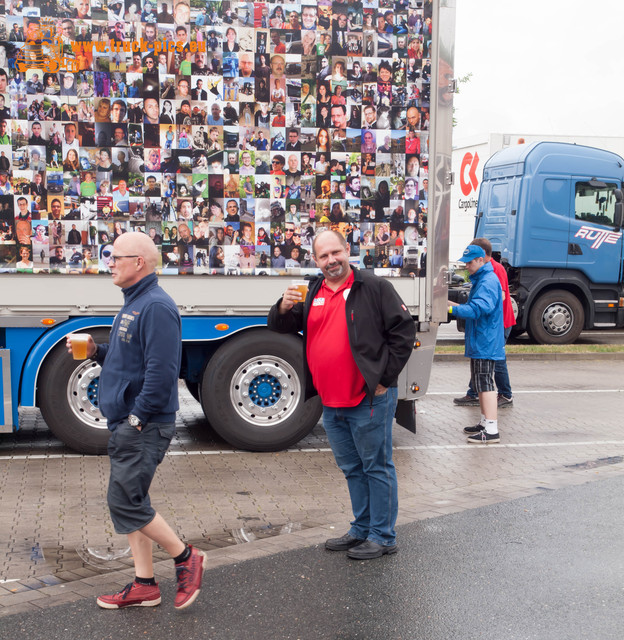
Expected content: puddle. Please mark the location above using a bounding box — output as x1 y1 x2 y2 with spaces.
4 540 49 570
75 546 132 570
5 522 307 584
3 540 133 583
231 522 302 544
564 455 624 470
30 542 45 562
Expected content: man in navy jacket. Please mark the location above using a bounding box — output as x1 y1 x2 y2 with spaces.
448 244 505 444
66 232 205 610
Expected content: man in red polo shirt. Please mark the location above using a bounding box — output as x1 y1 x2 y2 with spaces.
268 230 415 560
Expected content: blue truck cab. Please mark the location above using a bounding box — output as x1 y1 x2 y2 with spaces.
474 141 624 343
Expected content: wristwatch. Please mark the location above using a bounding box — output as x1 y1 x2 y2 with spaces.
128 414 143 429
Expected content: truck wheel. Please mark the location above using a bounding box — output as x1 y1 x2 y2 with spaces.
200 330 322 451
38 329 110 455
509 326 525 340
528 291 584 344
184 380 201 403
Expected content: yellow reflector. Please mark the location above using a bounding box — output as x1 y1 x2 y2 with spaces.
41 318 56 326
608 303 615 308
620 298 624 308
415 340 421 348
215 323 230 331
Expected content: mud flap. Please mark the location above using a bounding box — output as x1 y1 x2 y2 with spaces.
394 399 415 433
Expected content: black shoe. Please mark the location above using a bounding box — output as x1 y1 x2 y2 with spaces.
497 395 513 408
466 430 500 444
463 424 483 434
347 540 398 560
325 533 365 551
453 394 480 407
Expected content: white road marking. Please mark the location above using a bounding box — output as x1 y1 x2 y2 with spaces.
4 387 624 459
429 389 624 395
4 440 624 460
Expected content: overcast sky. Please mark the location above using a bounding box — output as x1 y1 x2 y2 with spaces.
452 0 621 143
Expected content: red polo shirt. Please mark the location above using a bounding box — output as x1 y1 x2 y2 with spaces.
306 272 366 407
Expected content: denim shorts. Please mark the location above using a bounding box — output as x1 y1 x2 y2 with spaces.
470 358 496 393
106 419 175 534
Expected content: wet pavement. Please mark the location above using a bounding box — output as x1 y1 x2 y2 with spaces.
2 475 623 639
1 357 624 637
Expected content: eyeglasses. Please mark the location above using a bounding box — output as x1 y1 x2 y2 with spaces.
109 254 139 263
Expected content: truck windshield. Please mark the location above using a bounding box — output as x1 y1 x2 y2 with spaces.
575 182 620 227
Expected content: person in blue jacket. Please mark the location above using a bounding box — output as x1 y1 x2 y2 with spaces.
65 232 206 610
448 243 505 444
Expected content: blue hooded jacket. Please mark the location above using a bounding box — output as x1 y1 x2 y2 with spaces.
452 261 505 360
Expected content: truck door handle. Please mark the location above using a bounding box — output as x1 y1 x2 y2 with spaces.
568 243 583 255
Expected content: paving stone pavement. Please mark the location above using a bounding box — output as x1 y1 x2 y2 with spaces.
1 357 623 617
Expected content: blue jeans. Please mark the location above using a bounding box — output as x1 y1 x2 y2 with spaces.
467 326 512 399
322 387 398 546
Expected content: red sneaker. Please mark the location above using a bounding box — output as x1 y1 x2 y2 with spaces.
174 545 206 610
96 581 161 609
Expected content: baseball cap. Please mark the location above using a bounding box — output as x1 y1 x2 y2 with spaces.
458 244 485 263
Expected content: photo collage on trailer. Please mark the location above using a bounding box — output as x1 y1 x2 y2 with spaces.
0 0 430 275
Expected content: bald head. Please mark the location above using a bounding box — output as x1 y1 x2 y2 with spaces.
312 229 348 256
132 231 159 269
115 231 159 273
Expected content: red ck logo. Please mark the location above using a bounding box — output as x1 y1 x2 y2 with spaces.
460 152 480 196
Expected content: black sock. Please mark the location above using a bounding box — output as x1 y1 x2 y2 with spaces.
135 576 157 586
174 545 191 564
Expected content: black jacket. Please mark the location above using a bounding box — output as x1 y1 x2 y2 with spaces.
267 267 415 402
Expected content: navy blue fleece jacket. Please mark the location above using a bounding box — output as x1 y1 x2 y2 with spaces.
96 272 181 431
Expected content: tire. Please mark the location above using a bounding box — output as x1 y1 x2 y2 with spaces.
509 325 525 340
200 329 322 451
528 290 584 345
185 380 201 403
38 329 110 454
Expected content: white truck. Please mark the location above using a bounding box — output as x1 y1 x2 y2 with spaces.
0 0 456 453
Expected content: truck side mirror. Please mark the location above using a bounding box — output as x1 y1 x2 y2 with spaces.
614 189 624 229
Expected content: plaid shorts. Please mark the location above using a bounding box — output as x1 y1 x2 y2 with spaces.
106 420 175 534
469 358 496 393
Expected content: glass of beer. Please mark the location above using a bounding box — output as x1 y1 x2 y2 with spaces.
291 280 308 302
70 333 91 360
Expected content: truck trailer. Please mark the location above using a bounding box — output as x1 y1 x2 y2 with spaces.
0 0 456 453
474 141 624 344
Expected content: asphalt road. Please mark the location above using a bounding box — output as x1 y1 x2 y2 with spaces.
2 474 623 640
